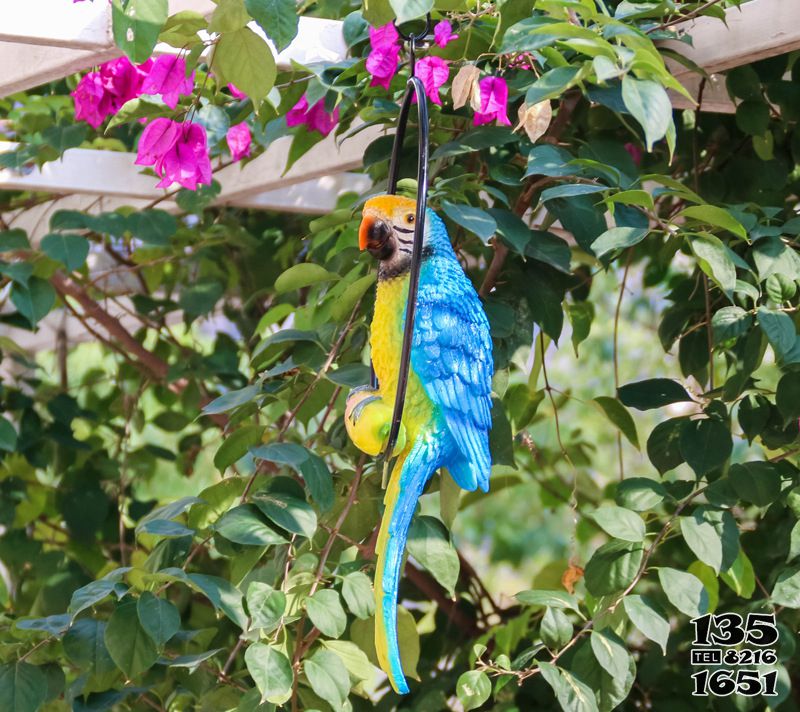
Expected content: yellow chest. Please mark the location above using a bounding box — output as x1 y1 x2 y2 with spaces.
371 277 433 438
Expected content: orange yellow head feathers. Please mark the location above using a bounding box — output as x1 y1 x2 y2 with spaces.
359 195 417 252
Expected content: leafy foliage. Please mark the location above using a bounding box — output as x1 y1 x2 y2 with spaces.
1 0 800 710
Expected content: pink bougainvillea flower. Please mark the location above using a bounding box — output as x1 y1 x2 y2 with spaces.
624 142 643 166
71 57 151 128
416 56 449 106
228 83 247 100
157 122 212 190
141 56 195 109
135 118 211 191
72 73 111 128
286 95 339 136
226 122 251 162
433 20 459 48
286 95 310 127
473 76 511 126
366 23 401 90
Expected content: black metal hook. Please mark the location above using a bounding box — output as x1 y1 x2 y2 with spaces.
381 75 429 463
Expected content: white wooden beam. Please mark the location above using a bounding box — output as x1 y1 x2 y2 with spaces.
664 0 800 78
214 125 382 204
0 0 347 98
0 122 381 211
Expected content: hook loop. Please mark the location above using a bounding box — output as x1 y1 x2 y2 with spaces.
370 75 430 466
393 13 432 43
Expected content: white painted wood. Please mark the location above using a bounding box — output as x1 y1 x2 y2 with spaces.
0 2 348 98
664 0 800 77
0 1 112 51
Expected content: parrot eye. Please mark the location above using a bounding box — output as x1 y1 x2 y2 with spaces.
405 214 415 224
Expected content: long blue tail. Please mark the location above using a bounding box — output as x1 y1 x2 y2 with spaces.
374 437 439 693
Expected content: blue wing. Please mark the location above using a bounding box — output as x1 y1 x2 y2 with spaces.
411 258 493 492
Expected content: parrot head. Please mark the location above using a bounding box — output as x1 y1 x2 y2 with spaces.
359 195 419 273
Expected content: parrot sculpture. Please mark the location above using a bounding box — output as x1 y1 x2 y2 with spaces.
344 195 493 694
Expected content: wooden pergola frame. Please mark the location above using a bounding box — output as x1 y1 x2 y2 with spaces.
1 0 799 230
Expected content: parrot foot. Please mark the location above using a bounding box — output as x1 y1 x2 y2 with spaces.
344 387 406 458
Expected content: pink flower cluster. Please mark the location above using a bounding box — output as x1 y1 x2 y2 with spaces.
135 118 212 190
286 95 340 137
433 20 459 48
227 123 251 161
71 57 152 128
72 56 195 128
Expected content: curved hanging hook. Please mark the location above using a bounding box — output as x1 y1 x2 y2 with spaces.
367 17 431 466
382 75 430 462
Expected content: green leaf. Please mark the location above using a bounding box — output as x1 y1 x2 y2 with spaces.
104 599 159 678
112 0 168 63
245 0 298 50
572 641 635 712
525 66 581 105
516 589 581 614
772 565 800 608
658 568 709 617
757 307 796 361
591 226 648 258
203 384 261 415
252 492 317 539
127 209 178 246
251 442 334 511
538 661 599 712
752 235 800 281
214 425 265 471
245 642 293 703
320 640 375 687
590 628 630 679
678 418 732 477
158 10 207 47
567 302 594 355
729 461 782 506
647 417 686 474
304 648 350 710
246 582 286 632
275 263 338 294
0 229 30 252
390 0 433 24
720 548 755 598
187 573 247 628
680 506 739 574
456 670 492 711
11 277 56 327
136 591 180 647
180 281 224 316
736 100 770 135
441 201 497 242
342 571 374 620
615 478 666 511
69 577 125 619
40 233 89 271
0 662 47 712
63 619 116 678
584 540 644 595
541 606 573 650
711 306 753 343
617 378 692 410
680 206 747 240
689 234 737 294
214 27 277 101
589 505 646 542
305 589 347 639
0 418 18 452
623 595 669 654
215 504 287 546
407 516 459 596
776 371 800 423
621 76 671 150
209 0 249 32
525 144 574 178
593 397 639 449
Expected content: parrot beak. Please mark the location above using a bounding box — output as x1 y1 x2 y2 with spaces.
359 215 393 259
